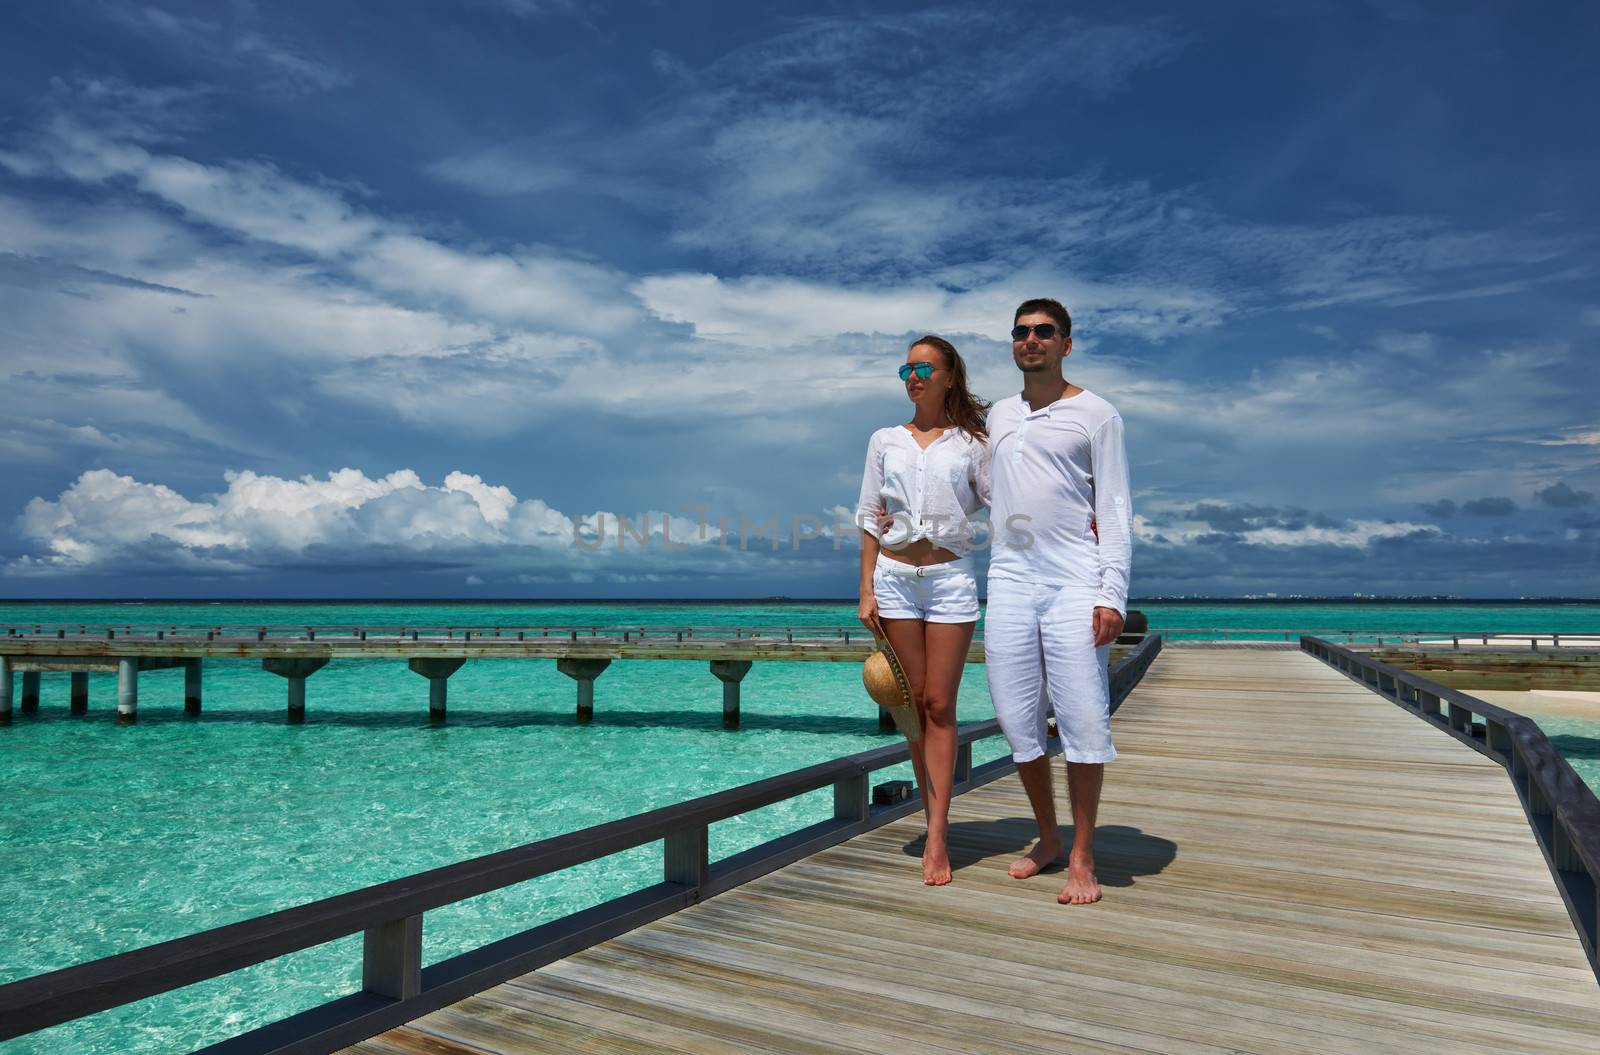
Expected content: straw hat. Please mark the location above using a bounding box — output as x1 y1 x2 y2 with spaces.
862 636 921 742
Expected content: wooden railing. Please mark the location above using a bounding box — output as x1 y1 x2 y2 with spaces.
2 623 891 644
3 622 1587 646
1155 628 1592 647
1301 636 1600 978
0 635 1162 1052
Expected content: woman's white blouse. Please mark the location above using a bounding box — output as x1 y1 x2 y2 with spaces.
855 426 991 557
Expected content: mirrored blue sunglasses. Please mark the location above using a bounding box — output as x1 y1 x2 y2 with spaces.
898 362 935 382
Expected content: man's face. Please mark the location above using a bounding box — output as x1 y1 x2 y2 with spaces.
1011 311 1070 374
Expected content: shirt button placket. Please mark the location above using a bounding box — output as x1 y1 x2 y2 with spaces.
916 448 926 534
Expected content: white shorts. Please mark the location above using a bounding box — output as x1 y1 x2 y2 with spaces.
983 579 1115 764
872 554 980 623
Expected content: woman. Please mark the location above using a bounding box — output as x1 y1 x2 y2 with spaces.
856 335 990 886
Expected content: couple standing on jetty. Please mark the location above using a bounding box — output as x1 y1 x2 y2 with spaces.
855 297 1132 903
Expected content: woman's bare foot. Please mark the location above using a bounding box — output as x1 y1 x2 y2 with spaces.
922 835 952 886
1007 835 1062 879
1057 856 1102 904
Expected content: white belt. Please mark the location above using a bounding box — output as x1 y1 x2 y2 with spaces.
876 555 972 579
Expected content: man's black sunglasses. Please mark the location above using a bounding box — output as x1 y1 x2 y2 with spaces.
1011 323 1060 341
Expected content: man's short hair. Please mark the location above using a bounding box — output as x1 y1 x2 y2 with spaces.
1014 298 1071 337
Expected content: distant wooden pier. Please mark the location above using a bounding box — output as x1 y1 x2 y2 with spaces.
0 622 949 727
0 621 1143 728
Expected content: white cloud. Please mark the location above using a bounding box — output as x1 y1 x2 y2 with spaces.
0 113 644 336
1240 519 1439 547
1134 509 1440 549
138 155 379 255
7 467 722 577
352 234 636 337
1530 430 1600 447
635 271 1228 346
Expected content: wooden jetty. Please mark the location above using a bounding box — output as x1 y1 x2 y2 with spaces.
0 621 1144 728
339 645 1600 1055
2 635 1598 1054
0 622 974 727
1362 647 1600 692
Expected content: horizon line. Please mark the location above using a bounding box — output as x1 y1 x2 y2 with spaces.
1 596 1597 605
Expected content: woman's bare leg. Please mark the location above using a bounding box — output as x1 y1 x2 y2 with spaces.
880 618 939 880
916 620 974 884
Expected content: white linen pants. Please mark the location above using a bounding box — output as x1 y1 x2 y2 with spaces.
983 579 1115 764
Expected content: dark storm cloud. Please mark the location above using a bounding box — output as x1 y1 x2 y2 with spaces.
1462 497 1517 517
1185 503 1344 535
1537 482 1595 508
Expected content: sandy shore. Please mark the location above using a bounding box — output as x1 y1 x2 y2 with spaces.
1417 634 1600 648
1473 689 1600 722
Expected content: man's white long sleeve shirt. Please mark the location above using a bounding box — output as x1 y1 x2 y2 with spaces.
986 389 1133 615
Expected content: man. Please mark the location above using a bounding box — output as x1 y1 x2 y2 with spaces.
984 297 1131 905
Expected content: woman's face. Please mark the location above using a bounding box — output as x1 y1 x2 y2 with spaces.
904 344 952 409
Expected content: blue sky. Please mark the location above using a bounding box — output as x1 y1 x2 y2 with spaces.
0 0 1596 598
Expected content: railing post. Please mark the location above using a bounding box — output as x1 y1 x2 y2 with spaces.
1552 818 1583 874
1448 701 1473 734
833 770 869 824
1486 718 1511 757
1528 777 1551 818
1417 690 1441 720
362 915 422 1001
954 743 973 787
664 826 709 890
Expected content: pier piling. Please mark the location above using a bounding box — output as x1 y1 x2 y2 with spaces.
20 672 39 714
117 658 137 724
262 658 330 723
184 659 202 717
408 658 467 720
708 660 753 729
70 672 88 715
0 656 11 722
556 658 611 723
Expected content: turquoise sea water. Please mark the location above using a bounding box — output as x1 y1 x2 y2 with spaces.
2 600 1597 1053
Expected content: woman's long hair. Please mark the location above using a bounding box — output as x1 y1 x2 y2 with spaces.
912 335 989 440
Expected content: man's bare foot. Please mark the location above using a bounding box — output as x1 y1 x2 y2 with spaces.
1057 857 1102 904
922 835 952 886
1007 836 1062 879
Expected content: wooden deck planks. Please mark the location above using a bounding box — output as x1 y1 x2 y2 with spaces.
349 650 1600 1054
